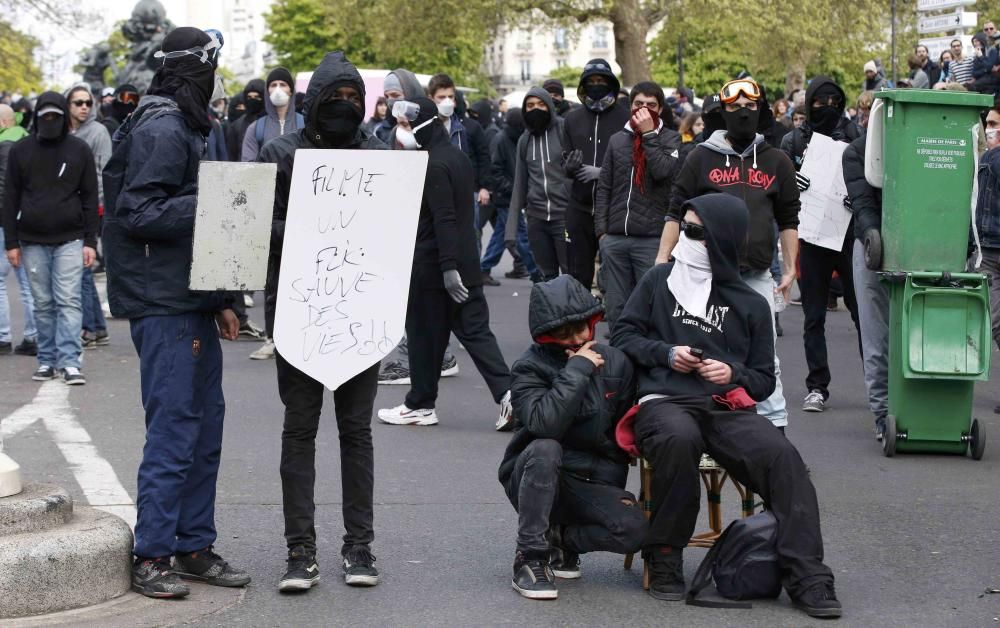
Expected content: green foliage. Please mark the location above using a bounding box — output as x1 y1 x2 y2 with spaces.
0 19 43 94
545 66 584 90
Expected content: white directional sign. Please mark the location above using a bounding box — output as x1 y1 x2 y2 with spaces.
919 10 978 35
917 0 976 11
919 34 973 60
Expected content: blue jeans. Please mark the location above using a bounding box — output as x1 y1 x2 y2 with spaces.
81 267 107 333
131 313 225 558
0 228 36 342
481 206 538 276
22 240 83 369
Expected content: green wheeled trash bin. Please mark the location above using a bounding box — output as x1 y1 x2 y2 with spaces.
865 89 992 459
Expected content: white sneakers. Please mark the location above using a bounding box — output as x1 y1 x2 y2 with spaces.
495 390 514 431
250 339 276 360
377 404 439 426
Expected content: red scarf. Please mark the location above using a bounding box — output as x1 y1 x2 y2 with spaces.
629 107 660 193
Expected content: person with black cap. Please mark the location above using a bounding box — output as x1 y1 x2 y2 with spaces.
225 78 265 161
655 78 799 431
561 59 630 290
780 75 861 415
101 26 248 599
377 96 514 431
254 50 387 594
241 66 303 162
542 78 574 118
3 91 98 385
612 194 841 618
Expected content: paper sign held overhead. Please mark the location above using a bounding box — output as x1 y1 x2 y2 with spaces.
190 161 277 291
273 149 428 391
797 133 852 252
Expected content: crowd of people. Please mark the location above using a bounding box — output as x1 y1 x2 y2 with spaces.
7 24 1000 622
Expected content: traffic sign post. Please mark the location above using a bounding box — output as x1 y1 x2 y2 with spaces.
915 0 978 76
918 10 977 35
917 0 975 11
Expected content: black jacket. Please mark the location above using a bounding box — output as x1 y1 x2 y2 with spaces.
490 128 518 209
463 115 491 192
499 275 635 487
595 123 681 238
226 79 265 161
612 193 775 402
842 135 882 240
561 98 630 212
102 95 229 319
779 76 861 170
669 131 800 271
4 91 99 250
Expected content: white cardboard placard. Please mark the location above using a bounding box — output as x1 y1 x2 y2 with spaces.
190 161 277 291
273 149 428 391
798 133 852 252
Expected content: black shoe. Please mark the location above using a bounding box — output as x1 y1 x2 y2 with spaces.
874 416 886 442
14 338 37 356
547 525 581 579
505 267 530 279
238 320 266 340
512 550 558 600
774 313 783 337
279 547 320 592
31 364 56 381
481 272 501 286
81 331 97 349
791 581 843 618
95 330 110 346
530 272 544 283
647 546 685 601
343 545 379 586
994 404 1000 415
132 557 190 599
174 546 251 587
378 360 410 385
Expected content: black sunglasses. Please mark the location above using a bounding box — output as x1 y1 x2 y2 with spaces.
71 99 93 107
681 221 706 241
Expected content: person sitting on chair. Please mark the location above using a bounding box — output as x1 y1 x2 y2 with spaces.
611 193 841 619
499 274 646 600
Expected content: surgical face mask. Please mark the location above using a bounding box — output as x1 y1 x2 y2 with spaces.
270 87 290 108
436 97 455 118
987 128 1000 144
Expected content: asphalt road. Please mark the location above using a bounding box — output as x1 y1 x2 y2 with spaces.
3 253 1000 627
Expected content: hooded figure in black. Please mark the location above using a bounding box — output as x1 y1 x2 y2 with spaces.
498 275 646 600
101 83 139 137
611 194 841 619
375 96 514 432
254 51 387 589
561 59 631 289
226 78 266 160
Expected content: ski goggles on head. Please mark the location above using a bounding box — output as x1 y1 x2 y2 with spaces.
154 30 224 65
391 100 421 122
720 79 761 104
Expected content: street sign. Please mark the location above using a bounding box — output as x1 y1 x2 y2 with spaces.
917 0 975 11
918 34 973 60
918 10 978 35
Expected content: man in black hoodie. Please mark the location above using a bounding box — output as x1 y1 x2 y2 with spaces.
780 76 861 414
256 51 386 594
4 91 98 385
612 194 841 618
225 78 265 161
377 98 514 430
562 60 631 289
500 275 645 600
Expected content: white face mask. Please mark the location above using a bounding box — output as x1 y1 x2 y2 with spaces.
437 97 455 118
396 128 419 150
270 87 290 108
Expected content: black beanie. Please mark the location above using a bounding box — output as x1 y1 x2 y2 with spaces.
267 67 294 90
543 79 565 98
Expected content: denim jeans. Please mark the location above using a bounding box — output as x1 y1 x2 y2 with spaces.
0 228 36 342
481 205 538 277
740 268 788 427
22 240 84 369
81 267 107 333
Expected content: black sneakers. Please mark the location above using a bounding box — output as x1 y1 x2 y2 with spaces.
173 546 251 587
14 338 37 356
31 365 56 381
279 547 320 592
132 557 190 599
791 581 843 618
547 525 581 579
343 546 379 586
512 550 558 600
481 272 501 286
647 546 685 601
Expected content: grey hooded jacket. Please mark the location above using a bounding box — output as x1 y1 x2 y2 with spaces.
64 82 112 205
240 80 303 162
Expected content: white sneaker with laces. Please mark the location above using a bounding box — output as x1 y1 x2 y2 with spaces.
802 390 826 412
62 366 86 386
249 339 276 360
377 404 438 426
495 390 514 431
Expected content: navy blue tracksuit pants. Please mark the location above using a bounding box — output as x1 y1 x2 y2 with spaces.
130 313 225 559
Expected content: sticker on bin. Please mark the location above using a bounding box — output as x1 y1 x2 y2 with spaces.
916 137 968 171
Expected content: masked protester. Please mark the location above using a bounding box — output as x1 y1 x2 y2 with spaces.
225 78 265 161
594 82 681 327
241 66 303 162
254 51 386 594
3 91 98 385
100 84 140 137
542 78 574 118
373 67 424 144
376 97 515 432
655 77 799 431
560 59 630 291
101 26 248 599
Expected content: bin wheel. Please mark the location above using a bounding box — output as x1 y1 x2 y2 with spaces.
882 415 897 457
864 230 882 270
970 419 986 461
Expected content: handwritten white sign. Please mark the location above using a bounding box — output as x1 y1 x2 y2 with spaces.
273 149 428 390
190 161 277 290
798 133 852 252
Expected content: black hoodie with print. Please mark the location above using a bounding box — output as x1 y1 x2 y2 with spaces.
4 91 99 250
612 193 776 402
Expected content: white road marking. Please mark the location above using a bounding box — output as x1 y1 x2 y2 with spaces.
0 393 46 440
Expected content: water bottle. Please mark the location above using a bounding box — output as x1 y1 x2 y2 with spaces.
773 285 786 313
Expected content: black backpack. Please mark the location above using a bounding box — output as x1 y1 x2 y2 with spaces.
686 511 782 609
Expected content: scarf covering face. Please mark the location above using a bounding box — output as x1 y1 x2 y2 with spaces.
628 107 661 193
147 27 216 136
667 232 714 321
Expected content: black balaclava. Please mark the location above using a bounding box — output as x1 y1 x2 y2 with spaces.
722 105 759 151
313 79 364 147
505 107 524 142
410 97 445 149
147 27 216 135
227 92 245 122
242 79 266 117
111 83 139 121
34 93 69 142
809 83 843 135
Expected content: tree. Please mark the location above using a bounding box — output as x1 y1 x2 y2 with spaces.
0 19 43 94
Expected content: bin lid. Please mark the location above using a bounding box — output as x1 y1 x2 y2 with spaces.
874 88 993 108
